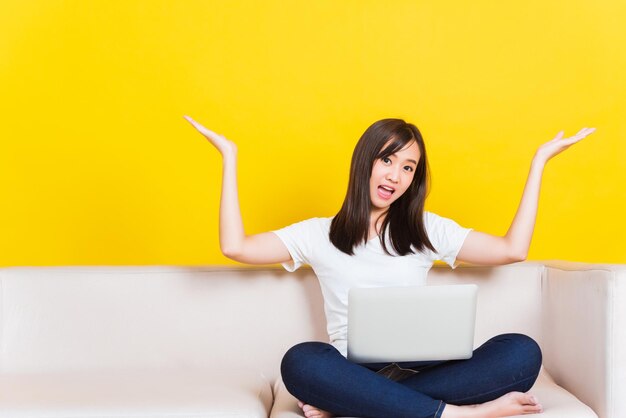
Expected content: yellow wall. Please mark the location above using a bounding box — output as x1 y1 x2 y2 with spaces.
1 0 624 266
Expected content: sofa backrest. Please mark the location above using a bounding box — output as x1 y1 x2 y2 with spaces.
0 263 544 385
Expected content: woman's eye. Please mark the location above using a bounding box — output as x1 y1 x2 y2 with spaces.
381 157 412 172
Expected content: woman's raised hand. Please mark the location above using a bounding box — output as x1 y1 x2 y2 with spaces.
184 115 237 156
534 127 596 164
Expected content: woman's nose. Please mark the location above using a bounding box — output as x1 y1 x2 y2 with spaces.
386 168 400 182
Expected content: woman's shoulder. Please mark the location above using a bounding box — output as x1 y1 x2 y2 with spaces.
421 210 472 245
422 210 454 223
312 216 334 233
422 210 436 225
293 215 333 225
277 216 333 235
421 210 466 233
305 216 334 240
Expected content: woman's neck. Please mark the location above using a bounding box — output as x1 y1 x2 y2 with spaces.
369 211 387 240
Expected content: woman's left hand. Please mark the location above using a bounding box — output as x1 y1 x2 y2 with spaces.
534 127 596 164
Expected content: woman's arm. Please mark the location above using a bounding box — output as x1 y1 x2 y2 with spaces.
184 116 292 264
184 115 242 255
456 127 596 266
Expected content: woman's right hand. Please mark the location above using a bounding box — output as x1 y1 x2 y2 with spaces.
184 115 237 156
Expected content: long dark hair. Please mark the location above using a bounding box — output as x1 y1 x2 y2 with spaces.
329 118 435 256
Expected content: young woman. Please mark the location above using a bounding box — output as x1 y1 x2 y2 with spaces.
184 115 595 418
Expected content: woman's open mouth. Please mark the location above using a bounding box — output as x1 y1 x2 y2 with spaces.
377 185 395 199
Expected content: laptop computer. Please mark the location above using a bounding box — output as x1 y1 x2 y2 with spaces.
347 284 478 363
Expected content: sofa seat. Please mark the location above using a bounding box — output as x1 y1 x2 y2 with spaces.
0 369 273 418
269 368 597 418
2 264 623 417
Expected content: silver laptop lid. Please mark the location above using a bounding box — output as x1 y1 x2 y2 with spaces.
347 284 478 363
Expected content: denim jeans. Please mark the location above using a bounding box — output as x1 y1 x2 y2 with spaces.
280 333 542 418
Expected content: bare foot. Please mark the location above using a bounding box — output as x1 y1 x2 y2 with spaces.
297 399 334 418
442 391 543 417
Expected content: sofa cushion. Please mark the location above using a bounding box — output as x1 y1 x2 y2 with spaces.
269 368 597 418
0 369 273 418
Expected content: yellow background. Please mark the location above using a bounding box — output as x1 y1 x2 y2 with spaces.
1 0 624 266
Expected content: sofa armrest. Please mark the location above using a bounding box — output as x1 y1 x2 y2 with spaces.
541 261 626 418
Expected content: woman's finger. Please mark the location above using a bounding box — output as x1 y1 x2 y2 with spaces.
184 115 205 133
184 115 237 155
184 115 223 140
184 115 207 132
183 115 205 132
570 127 596 142
536 127 596 163
583 127 597 136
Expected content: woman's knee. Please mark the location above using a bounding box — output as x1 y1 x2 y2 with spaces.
280 341 341 400
493 333 543 374
280 342 335 385
477 333 543 393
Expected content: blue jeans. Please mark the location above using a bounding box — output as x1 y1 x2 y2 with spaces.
280 333 542 418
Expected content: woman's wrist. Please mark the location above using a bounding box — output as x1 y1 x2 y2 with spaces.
222 147 238 163
531 153 547 170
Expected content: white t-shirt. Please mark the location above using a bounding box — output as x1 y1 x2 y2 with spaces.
271 211 473 358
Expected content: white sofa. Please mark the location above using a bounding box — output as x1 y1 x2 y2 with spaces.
0 262 624 418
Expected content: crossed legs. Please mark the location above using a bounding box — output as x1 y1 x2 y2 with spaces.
280 333 543 418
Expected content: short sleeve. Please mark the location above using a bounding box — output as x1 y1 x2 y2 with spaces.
271 218 318 272
424 211 473 269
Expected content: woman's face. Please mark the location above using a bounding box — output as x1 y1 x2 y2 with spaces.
369 139 421 218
